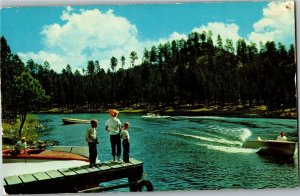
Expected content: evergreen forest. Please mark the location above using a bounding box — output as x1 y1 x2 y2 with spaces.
1 30 297 121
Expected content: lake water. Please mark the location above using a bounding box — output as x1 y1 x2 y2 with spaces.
36 113 299 191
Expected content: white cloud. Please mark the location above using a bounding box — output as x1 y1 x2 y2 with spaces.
18 1 295 73
157 32 188 44
169 32 188 41
192 22 242 47
249 0 295 47
188 1 295 49
19 8 144 73
18 7 246 73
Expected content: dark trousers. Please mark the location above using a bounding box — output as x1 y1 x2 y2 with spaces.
88 142 97 165
122 140 130 162
110 134 121 157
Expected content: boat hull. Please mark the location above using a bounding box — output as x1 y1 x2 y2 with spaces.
3 146 90 163
242 140 296 157
2 146 98 178
62 118 91 125
141 115 171 119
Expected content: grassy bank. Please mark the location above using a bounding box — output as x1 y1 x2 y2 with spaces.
2 115 43 149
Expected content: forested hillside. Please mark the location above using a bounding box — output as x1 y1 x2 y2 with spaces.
1 30 296 118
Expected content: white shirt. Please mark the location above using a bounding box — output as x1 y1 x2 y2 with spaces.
15 141 27 151
106 117 121 135
121 129 130 140
277 135 287 141
86 127 97 143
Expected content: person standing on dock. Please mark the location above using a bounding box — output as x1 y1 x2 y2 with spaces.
86 119 99 168
121 122 130 163
105 109 122 162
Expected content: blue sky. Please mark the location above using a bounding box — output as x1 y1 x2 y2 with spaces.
0 1 296 72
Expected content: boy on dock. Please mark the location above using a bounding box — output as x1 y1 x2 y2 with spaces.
121 122 130 163
86 119 99 168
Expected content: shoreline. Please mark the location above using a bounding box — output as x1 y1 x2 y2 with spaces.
36 106 297 119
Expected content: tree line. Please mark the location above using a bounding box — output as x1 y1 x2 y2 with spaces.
1 31 296 124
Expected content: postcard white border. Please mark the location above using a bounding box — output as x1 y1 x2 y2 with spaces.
0 0 299 196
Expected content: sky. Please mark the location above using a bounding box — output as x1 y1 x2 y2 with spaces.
0 0 296 73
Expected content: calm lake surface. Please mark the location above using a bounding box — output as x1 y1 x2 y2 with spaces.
36 113 299 191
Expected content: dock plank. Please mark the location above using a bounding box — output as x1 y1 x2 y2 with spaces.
103 162 114 167
5 176 22 185
33 172 51 181
71 167 90 174
19 174 37 183
102 161 111 164
98 165 111 170
121 162 133 167
86 167 101 172
111 164 124 169
46 170 64 178
129 158 143 165
4 158 146 194
105 162 124 167
58 168 77 176
81 165 101 172
95 163 106 167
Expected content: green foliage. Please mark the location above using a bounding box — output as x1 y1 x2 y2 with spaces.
2 114 40 145
12 72 50 136
130 51 138 67
1 37 50 136
110 56 118 72
1 37 26 122
1 31 296 114
120 56 125 69
13 72 50 110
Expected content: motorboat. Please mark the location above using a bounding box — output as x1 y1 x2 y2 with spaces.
2 146 97 178
141 113 170 119
62 118 91 125
3 146 90 163
242 139 296 157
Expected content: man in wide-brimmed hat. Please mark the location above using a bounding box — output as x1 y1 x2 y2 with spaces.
105 109 122 162
14 137 28 154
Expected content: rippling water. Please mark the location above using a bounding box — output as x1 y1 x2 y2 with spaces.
36 113 299 191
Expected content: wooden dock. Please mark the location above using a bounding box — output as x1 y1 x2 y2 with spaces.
3 158 153 194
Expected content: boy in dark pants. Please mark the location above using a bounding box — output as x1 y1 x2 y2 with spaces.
121 122 130 163
86 119 99 168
